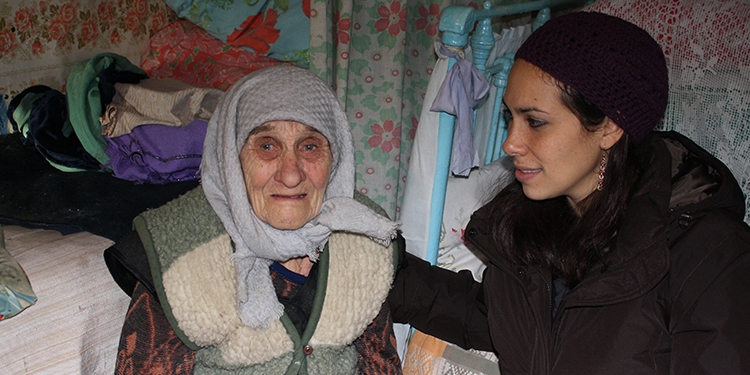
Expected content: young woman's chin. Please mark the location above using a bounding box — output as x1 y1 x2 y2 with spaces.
520 184 548 201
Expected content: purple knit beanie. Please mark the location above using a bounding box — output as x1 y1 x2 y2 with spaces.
515 12 668 144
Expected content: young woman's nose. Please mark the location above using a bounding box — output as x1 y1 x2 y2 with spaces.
275 152 305 187
501 125 525 157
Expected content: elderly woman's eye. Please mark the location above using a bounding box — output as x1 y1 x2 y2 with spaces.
301 136 327 153
253 140 281 159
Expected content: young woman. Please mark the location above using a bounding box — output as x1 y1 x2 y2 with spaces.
389 12 750 374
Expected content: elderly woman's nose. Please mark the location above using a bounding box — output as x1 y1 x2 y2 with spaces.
275 152 305 187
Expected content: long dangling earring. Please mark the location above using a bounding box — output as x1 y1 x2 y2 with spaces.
596 151 607 191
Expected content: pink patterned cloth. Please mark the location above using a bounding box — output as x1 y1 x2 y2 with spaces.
141 20 290 91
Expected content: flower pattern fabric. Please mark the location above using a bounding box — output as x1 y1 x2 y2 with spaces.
0 0 176 107
141 20 288 90
163 0 310 66
375 2 407 36
416 4 442 37
368 120 402 153
334 11 352 45
227 9 281 55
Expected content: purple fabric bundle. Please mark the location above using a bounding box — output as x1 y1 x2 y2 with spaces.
104 119 207 184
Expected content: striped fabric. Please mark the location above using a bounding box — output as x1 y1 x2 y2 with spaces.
0 226 130 374
403 329 500 375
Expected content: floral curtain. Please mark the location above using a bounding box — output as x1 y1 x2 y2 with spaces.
309 0 535 219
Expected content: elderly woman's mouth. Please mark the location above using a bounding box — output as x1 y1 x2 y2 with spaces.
271 193 308 199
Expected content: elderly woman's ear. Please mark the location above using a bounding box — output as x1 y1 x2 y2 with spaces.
240 120 333 230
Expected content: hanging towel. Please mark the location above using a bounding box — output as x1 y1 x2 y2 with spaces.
430 44 489 177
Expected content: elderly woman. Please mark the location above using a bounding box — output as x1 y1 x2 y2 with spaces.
390 12 750 374
113 66 402 374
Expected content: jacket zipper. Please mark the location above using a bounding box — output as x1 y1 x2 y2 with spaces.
543 273 554 374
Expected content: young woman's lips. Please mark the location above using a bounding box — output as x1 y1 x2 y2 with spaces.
515 167 541 183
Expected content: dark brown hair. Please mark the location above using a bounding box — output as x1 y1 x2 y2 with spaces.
487 83 643 285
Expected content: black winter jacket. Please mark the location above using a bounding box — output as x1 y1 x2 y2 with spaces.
390 131 750 374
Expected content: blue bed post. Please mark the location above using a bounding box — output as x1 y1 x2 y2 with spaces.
425 6 476 265
471 2 495 75
471 2 497 159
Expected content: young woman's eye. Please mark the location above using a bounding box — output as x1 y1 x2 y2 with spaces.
528 118 546 128
502 107 513 123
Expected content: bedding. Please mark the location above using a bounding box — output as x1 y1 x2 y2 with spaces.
0 225 130 374
7 54 150 172
163 0 310 66
104 119 208 184
7 85 103 172
436 157 512 280
141 19 289 90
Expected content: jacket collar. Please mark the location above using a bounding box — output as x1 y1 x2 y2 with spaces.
660 131 746 221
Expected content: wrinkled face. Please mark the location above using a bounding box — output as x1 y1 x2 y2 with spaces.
502 59 611 207
240 121 333 230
